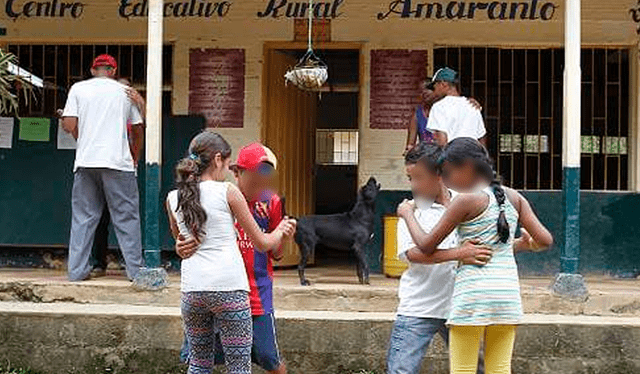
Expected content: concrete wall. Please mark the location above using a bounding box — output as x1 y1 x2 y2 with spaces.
1 303 640 374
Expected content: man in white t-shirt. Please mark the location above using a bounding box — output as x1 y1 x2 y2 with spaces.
387 143 489 374
61 54 144 281
426 67 487 147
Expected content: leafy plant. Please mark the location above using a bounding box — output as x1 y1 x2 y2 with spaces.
0 48 33 116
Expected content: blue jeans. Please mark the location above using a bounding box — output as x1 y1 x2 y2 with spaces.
387 315 484 374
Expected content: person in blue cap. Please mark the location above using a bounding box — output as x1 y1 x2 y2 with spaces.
425 67 487 147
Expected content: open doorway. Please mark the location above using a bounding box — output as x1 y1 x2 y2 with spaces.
262 46 360 269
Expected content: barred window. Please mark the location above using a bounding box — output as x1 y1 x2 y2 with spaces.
7 44 174 118
434 47 629 191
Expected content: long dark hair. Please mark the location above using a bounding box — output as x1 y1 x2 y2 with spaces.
444 138 510 243
175 131 232 238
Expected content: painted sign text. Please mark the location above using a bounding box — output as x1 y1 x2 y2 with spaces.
377 0 558 20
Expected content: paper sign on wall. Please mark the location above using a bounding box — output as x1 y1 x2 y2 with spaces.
19 117 50 142
0 117 13 149
57 122 76 150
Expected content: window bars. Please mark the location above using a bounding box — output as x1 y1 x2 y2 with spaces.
434 47 629 191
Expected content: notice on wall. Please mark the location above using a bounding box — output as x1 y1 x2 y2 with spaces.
369 50 428 129
189 49 245 128
0 117 13 149
19 117 50 142
57 122 76 150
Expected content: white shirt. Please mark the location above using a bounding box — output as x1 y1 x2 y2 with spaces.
63 77 143 172
396 192 459 319
427 96 486 142
167 181 250 293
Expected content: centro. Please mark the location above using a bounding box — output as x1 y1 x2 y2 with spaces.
5 0 84 18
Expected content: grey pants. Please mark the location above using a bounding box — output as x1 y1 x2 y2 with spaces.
68 168 143 281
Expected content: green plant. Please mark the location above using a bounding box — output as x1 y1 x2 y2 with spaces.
0 361 43 374
0 48 33 116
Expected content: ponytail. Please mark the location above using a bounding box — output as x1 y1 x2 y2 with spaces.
490 177 510 243
174 131 232 238
444 137 510 243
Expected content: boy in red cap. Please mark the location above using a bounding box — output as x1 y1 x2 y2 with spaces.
176 141 288 374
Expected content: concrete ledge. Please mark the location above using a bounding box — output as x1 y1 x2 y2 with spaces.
1 302 640 374
2 270 640 316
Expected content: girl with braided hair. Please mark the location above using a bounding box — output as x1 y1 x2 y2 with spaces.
397 137 552 374
166 131 296 374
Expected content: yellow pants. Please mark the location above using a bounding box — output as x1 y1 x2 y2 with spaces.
449 325 517 374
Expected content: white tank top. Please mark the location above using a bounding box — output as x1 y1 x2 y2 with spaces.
167 181 249 293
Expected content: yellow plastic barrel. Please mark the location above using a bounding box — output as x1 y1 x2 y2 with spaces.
383 215 408 278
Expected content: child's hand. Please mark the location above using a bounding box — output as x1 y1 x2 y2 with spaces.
459 239 493 266
467 98 483 111
397 199 416 218
276 218 296 237
175 234 200 259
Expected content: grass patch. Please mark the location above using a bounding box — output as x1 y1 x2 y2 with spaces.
0 363 43 374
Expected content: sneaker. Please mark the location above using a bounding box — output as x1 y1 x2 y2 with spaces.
90 267 107 278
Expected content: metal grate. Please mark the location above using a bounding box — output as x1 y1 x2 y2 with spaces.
434 47 629 191
7 44 173 118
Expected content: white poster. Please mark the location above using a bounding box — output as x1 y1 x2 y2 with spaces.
57 122 76 150
0 117 13 149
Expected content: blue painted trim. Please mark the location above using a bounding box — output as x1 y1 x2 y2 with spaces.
561 166 580 274
144 162 161 268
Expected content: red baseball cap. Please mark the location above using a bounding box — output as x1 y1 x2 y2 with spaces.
92 54 117 70
233 143 278 175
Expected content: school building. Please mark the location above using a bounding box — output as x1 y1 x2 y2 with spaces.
0 0 639 275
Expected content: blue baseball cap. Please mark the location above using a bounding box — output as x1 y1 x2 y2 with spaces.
426 67 459 90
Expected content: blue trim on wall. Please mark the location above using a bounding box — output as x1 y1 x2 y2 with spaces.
144 162 161 268
561 166 581 274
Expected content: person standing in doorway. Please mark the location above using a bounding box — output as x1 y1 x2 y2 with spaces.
61 54 145 281
426 67 487 147
89 77 146 277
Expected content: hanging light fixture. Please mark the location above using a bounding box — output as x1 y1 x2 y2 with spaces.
284 0 328 91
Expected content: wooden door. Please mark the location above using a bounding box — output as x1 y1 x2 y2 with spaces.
262 49 317 267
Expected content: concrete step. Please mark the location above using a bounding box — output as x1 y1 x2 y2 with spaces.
1 269 639 316
1 301 639 374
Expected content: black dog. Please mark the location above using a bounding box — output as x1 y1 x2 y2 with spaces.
294 177 381 286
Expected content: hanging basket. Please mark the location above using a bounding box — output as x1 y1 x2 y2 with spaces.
285 50 328 91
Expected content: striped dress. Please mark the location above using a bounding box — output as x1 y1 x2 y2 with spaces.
447 187 522 326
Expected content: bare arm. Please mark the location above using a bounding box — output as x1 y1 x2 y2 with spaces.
433 130 448 147
478 136 488 147
166 200 180 240
130 125 144 166
404 239 492 265
397 194 486 255
404 113 418 155
62 117 79 140
510 190 553 251
228 184 294 251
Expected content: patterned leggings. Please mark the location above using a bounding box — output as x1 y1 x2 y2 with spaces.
181 291 252 374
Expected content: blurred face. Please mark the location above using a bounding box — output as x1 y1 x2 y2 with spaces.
234 166 275 201
421 87 437 106
405 162 442 200
433 81 448 98
442 161 478 192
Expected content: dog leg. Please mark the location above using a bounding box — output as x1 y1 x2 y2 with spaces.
298 241 312 286
353 243 370 285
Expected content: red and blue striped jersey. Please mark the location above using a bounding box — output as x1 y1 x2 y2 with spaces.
235 190 283 316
